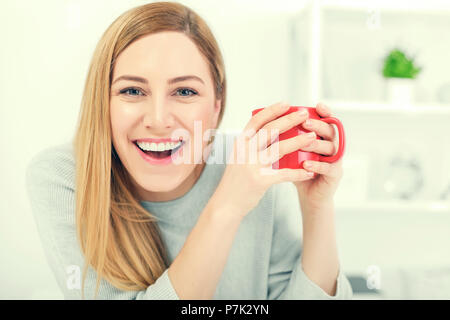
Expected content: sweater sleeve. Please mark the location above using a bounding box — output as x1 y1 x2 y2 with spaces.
267 182 353 300
25 144 180 300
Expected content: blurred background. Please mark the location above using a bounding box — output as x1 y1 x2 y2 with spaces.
1 0 450 299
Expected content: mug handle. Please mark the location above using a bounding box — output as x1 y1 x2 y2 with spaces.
317 117 346 163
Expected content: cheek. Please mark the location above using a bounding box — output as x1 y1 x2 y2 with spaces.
110 101 141 142
186 107 215 132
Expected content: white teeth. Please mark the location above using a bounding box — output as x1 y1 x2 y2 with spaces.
136 140 182 152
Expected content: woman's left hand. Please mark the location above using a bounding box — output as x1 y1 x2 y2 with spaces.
293 103 343 210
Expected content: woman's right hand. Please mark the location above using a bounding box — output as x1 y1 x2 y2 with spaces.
213 101 318 219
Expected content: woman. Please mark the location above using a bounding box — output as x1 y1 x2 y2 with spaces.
26 1 352 300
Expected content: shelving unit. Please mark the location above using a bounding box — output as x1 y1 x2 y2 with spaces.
289 0 450 110
288 1 450 215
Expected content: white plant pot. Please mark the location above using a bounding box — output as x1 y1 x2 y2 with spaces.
385 78 415 106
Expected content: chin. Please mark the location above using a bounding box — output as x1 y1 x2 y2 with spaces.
134 172 187 193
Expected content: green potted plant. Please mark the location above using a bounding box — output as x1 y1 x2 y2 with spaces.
382 48 421 106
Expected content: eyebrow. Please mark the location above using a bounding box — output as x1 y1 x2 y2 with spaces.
111 74 205 86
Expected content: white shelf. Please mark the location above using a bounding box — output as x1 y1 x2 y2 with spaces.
326 100 450 115
290 1 450 108
336 200 450 214
319 0 450 14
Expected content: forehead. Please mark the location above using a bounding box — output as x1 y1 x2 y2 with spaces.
112 31 211 83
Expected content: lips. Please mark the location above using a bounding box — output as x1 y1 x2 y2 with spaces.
133 137 183 144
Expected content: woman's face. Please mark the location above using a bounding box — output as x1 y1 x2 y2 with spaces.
110 31 221 202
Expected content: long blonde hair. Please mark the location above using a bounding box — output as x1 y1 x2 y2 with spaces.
73 1 226 299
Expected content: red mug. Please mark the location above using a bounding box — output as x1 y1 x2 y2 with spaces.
251 106 346 170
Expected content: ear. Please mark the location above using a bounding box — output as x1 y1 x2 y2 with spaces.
212 99 222 129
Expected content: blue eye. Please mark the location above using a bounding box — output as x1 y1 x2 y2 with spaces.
176 88 198 97
119 87 144 96
118 87 197 98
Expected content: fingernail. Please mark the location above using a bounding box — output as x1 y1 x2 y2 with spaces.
304 119 312 127
306 171 314 177
297 109 308 116
304 161 312 168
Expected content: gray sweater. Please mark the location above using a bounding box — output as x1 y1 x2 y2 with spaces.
25 132 353 300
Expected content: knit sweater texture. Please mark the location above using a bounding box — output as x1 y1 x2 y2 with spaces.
25 132 353 299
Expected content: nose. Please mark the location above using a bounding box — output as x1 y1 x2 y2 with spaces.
142 99 175 130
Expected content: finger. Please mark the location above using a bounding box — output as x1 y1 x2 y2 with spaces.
244 101 290 139
303 160 333 175
263 131 317 163
315 102 332 117
253 108 309 150
301 118 336 141
300 139 336 156
261 167 315 184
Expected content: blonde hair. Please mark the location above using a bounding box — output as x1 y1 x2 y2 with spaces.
72 1 226 299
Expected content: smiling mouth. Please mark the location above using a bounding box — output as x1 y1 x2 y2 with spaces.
134 140 185 159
